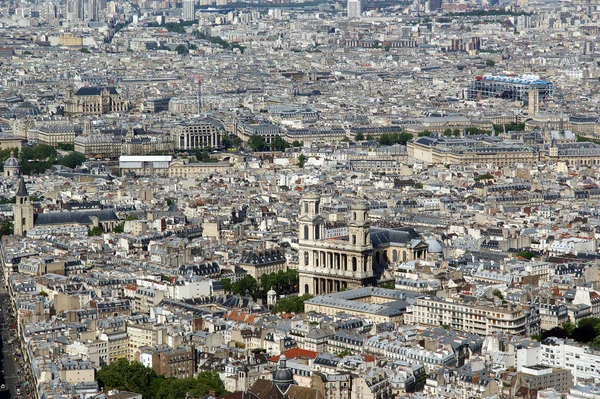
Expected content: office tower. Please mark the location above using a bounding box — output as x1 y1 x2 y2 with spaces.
183 0 195 21
89 0 98 21
528 88 539 117
347 0 361 18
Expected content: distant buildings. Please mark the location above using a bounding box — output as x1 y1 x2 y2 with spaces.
64 86 129 116
183 0 196 21
467 74 554 102
347 0 361 18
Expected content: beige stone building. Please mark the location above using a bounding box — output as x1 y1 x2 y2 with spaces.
238 249 287 284
407 136 540 166
404 296 528 335
127 323 167 361
64 86 129 116
168 158 231 178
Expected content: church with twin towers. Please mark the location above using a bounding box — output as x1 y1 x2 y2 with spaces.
297 193 431 296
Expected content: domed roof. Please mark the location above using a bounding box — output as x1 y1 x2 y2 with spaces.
272 355 294 393
4 152 20 168
426 238 444 253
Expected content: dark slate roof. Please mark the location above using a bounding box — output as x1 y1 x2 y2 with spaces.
34 210 119 226
16 177 28 197
239 249 285 266
370 227 421 246
75 86 119 96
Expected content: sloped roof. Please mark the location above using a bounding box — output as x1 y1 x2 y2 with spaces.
75 86 119 96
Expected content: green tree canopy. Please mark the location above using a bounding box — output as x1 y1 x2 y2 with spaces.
248 135 268 151
272 294 313 314
97 359 227 399
271 135 289 151
231 275 258 297
58 152 86 169
379 132 413 146
297 154 307 168
221 278 232 293
354 132 365 141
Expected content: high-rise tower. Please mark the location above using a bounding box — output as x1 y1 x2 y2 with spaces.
347 0 361 18
183 0 195 21
528 88 539 117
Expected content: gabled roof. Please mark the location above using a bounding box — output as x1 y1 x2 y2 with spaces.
75 86 119 96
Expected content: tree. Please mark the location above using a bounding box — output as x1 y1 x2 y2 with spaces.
260 270 299 296
175 44 188 55
541 327 568 340
57 143 75 151
443 128 453 137
338 349 352 357
492 289 504 300
80 47 90 54
58 152 86 169
485 59 495 67
112 223 125 233
418 130 433 137
231 275 258 297
563 321 576 336
516 251 538 260
33 144 57 160
291 140 303 148
380 281 395 289
248 135 268 151
88 226 103 236
221 134 232 148
221 278 232 293
366 134 374 141
297 154 307 168
0 220 13 237
452 128 461 136
354 132 365 141
97 359 227 399
272 294 313 314
379 132 413 146
341 137 352 143
571 325 597 343
271 135 289 151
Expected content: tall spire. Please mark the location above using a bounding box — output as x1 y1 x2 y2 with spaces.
16 176 28 198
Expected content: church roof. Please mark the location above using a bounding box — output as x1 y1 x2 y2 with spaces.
75 87 119 96
370 226 421 246
34 210 119 226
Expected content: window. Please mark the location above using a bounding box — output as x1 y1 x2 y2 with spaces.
304 225 309 240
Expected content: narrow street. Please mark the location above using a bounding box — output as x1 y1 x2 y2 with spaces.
0 277 24 399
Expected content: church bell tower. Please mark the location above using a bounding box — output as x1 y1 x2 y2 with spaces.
13 177 34 236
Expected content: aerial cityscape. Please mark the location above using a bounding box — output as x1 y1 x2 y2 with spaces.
0 0 600 399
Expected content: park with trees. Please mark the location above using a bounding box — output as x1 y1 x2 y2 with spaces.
97 359 227 399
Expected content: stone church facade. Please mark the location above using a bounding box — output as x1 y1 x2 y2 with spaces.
297 193 429 296
64 86 129 116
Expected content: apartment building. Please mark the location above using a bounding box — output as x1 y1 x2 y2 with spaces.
127 323 167 360
405 296 528 335
350 371 393 399
540 338 600 384
99 330 129 365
